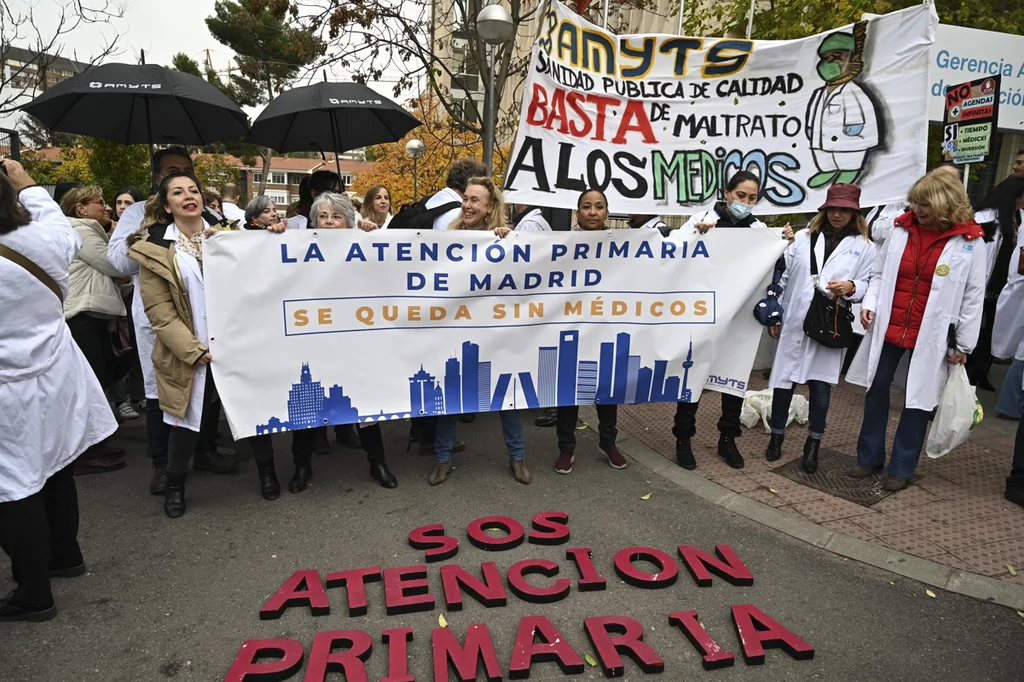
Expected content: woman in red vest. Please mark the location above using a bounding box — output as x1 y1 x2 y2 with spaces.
847 170 986 491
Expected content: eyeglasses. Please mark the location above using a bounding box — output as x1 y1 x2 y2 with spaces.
84 198 107 206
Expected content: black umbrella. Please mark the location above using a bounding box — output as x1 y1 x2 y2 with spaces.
21 59 250 147
247 80 421 177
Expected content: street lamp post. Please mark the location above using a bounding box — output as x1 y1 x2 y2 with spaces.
405 139 426 201
475 2 514 176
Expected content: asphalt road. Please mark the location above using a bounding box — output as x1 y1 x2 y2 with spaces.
2 413 1022 681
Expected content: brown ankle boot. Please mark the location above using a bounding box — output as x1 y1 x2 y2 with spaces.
429 461 454 486
510 459 532 484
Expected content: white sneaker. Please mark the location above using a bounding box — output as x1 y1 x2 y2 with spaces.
116 401 139 421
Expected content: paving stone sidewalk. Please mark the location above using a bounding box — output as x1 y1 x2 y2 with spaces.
618 368 1024 585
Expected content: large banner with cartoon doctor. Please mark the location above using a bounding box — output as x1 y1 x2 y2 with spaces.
205 228 787 439
503 2 938 215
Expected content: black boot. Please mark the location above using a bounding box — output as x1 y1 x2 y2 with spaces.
717 435 745 469
765 433 785 462
801 437 820 474
256 460 281 501
164 472 186 518
369 458 398 489
534 407 558 427
675 438 696 470
335 423 362 449
289 454 313 493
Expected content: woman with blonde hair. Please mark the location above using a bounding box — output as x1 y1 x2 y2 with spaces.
432 177 527 486
448 177 510 237
847 170 986 491
360 184 392 229
765 184 876 472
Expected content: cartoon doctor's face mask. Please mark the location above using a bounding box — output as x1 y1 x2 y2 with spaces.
817 50 850 83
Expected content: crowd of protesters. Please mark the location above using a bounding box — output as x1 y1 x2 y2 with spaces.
1 145 1023 621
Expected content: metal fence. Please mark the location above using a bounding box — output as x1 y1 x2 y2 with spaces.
0 127 21 160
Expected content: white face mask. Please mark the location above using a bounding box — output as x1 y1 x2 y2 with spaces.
728 200 754 220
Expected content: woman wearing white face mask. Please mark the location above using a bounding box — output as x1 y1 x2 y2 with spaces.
673 172 792 472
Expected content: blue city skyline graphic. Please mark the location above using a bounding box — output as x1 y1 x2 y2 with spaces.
255 331 696 433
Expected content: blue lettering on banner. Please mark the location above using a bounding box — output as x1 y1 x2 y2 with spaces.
281 243 297 263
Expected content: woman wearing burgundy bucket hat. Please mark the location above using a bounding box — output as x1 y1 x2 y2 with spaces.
765 184 877 472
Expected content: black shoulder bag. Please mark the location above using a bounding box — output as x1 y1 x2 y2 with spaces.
803 231 855 349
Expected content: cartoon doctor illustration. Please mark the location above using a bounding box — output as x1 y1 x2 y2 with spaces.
805 23 880 189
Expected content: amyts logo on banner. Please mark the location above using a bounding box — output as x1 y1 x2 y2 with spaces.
204 229 787 440
503 1 937 215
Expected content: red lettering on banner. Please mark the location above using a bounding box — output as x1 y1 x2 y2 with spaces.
668 610 736 670
613 547 680 589
260 570 329 620
731 604 815 664
525 83 658 144
466 516 525 551
408 524 459 562
508 615 585 679
565 547 607 591
678 544 754 587
583 615 665 676
440 562 508 610
383 565 435 616
528 511 570 546
432 623 503 682
304 630 372 682
224 639 304 682
381 628 415 682
324 566 382 617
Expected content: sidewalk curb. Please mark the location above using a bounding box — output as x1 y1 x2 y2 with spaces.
580 406 1024 611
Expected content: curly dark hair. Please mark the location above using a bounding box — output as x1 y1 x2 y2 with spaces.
446 158 487 193
0 171 33 235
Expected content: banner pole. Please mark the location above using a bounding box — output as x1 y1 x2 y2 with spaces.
745 0 755 38
963 163 970 191
677 0 685 34
603 0 609 28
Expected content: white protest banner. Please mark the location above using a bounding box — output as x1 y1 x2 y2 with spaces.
204 229 787 439
503 2 937 215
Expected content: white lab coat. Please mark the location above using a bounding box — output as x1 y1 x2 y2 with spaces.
515 208 552 232
680 210 767 231
108 201 219 400
865 203 906 249
0 188 118 502
770 230 876 388
427 187 464 230
807 81 879 153
846 225 988 411
159 224 209 432
221 200 246 223
991 225 1024 360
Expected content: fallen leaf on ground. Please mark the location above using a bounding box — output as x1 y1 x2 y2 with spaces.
1017 611 1024 618
438 614 448 628
889 582 895 586
585 655 598 667
925 590 936 599
1007 565 1017 576
576 422 589 430
641 493 651 501
769 488 778 494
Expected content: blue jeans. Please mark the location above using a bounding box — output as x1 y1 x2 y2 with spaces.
435 412 525 463
996 359 1024 418
770 381 832 439
856 342 931 479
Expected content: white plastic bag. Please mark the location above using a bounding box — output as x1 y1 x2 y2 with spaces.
926 364 984 459
741 389 809 433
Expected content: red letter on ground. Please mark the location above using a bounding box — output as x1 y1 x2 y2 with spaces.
304 630 372 682
260 570 329 620
613 547 679 589
381 628 415 682
224 639 304 682
528 512 570 546
324 566 381 617
432 623 503 682
383 565 435 616
466 516 525 551
584 616 664 676
440 561 508 611
678 544 754 587
507 558 571 604
408 524 459 562
508 615 584 679
668 610 735 670
565 547 606 591
731 604 814 664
